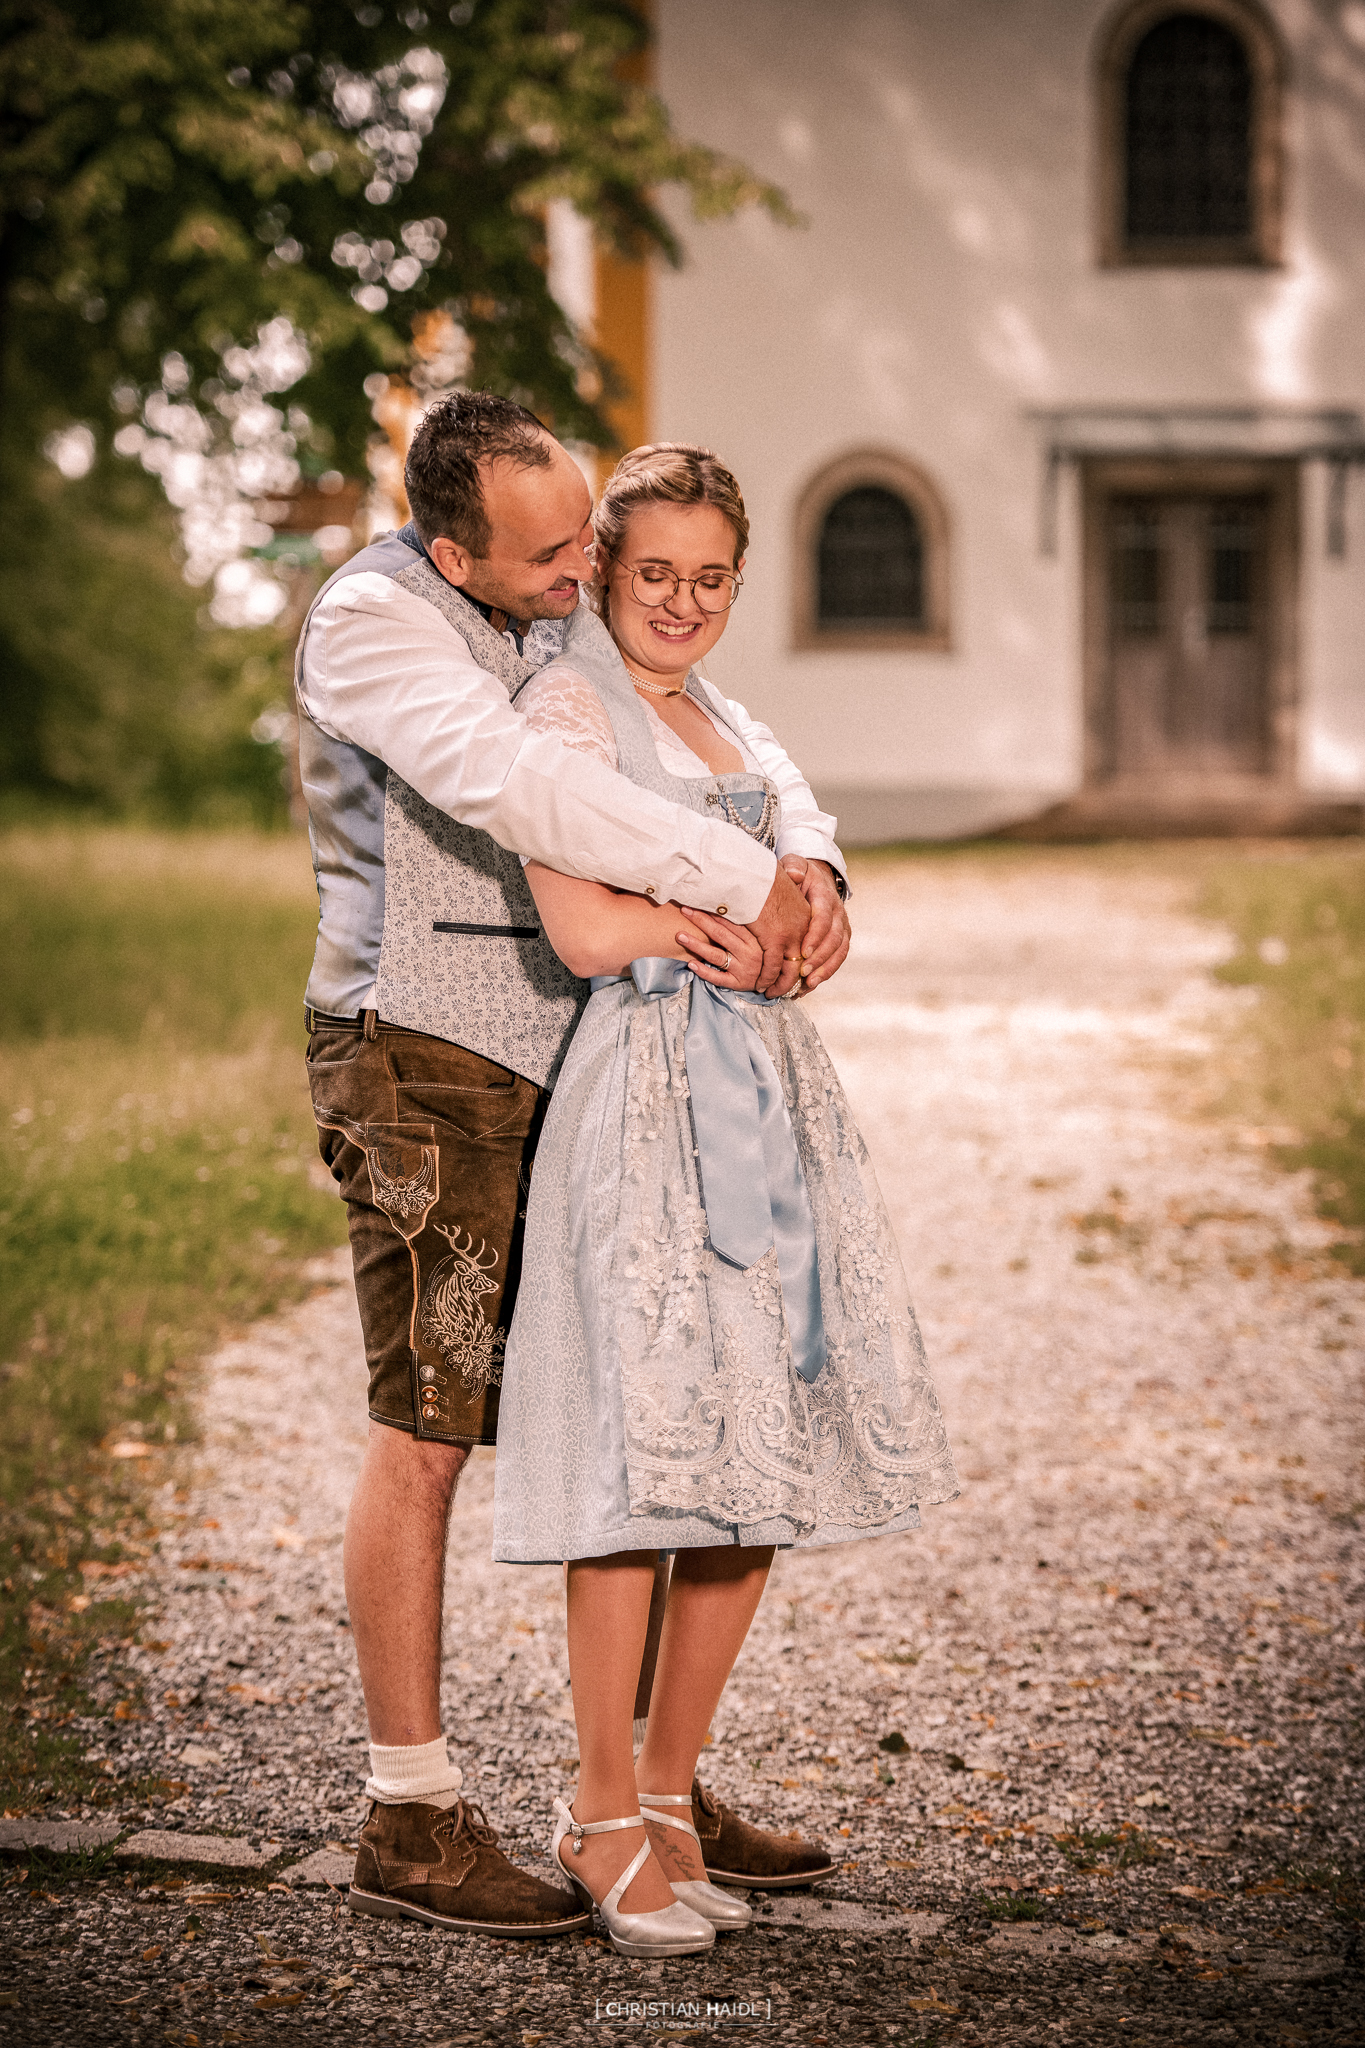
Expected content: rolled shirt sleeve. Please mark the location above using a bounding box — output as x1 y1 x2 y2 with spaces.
299 576 779 921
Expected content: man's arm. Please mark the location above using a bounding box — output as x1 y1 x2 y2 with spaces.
301 578 810 990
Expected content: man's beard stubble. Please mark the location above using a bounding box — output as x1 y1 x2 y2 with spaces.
465 574 581 624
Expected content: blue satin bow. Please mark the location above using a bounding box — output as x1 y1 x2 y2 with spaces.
592 958 827 1385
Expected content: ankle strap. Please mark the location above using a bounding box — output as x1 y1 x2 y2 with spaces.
552 1795 646 1855
637 1792 700 1843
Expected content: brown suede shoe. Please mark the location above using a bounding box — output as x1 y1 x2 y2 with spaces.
691 1779 838 1890
349 1797 590 1937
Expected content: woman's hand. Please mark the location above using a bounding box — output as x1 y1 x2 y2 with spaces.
675 910 765 991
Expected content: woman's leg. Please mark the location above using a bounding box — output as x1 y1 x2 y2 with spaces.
564 1552 677 1913
635 1545 775 1883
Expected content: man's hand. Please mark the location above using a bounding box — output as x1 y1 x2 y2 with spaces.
783 857 851 991
746 863 811 997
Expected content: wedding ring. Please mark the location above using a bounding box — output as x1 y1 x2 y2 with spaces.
722 951 733 973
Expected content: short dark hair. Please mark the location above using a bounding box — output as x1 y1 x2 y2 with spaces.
404 390 554 556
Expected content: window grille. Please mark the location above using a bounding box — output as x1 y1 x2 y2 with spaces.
1111 501 1162 638
1125 13 1253 244
1207 499 1260 635
817 487 924 628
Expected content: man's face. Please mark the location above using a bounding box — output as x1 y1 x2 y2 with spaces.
430 439 594 621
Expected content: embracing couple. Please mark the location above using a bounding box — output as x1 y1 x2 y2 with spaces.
299 392 958 1958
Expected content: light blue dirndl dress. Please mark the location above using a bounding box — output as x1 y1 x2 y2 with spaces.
491 614 958 1563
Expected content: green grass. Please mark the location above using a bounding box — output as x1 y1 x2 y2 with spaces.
0 824 346 1808
1055 1824 1163 1872
1199 843 1365 1270
981 1892 1043 1921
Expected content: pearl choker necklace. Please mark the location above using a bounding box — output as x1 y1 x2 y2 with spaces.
624 664 687 698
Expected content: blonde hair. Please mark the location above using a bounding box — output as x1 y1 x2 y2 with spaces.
591 443 749 624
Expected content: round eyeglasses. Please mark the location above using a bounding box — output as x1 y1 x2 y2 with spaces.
621 563 744 614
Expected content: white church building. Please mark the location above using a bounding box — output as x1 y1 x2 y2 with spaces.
560 0 1365 842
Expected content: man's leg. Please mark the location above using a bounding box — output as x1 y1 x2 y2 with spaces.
344 1423 466 1744
309 1021 585 1935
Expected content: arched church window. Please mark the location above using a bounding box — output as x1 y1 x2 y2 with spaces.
1097 1 1284 266
794 453 950 652
818 488 924 630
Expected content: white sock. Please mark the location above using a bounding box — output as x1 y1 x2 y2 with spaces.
364 1735 463 1809
633 1715 649 1754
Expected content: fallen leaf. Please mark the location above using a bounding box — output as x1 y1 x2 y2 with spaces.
907 1992 960 2014
81 1559 137 1580
323 1976 355 1993
228 1683 280 1705
66 1594 91 1613
0 1995 18 2012
1170 1886 1224 1901
1188 1727 1252 1750
113 1701 139 1721
255 1995 303 2012
272 1526 305 1552
141 1946 162 1962
109 1441 153 1459
885 1858 918 1869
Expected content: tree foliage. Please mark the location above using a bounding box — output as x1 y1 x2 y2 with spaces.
0 1 793 813
1 0 794 464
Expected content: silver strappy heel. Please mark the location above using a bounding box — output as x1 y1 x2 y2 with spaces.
549 1797 715 1957
638 1791 753 1930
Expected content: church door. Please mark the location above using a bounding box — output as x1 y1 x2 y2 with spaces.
1108 494 1269 775
1084 463 1297 792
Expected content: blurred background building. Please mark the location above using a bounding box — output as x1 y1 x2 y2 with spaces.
569 0 1365 842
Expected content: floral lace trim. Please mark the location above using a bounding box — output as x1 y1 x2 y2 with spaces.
610 984 958 1537
517 662 762 781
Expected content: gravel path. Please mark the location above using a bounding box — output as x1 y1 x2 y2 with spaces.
3 850 1361 2047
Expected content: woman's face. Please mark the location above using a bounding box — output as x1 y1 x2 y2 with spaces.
599 501 744 680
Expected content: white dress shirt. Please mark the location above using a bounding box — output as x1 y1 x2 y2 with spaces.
298 575 845 925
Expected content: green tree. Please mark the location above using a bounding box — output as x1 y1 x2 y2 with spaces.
1 0 792 466
0 0 791 813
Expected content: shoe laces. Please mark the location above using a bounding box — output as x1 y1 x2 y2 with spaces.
693 1781 720 1817
437 1797 499 1850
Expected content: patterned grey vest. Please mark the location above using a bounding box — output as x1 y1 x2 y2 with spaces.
296 532 585 1087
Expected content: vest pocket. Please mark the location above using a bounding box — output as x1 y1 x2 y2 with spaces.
433 920 541 939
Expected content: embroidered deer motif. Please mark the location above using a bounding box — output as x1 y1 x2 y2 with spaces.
419 1226 504 1394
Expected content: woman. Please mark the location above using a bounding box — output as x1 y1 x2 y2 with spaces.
492 445 958 1957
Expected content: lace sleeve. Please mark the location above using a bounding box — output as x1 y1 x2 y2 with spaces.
517 664 617 767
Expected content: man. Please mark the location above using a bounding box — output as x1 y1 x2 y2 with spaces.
297 391 850 1937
